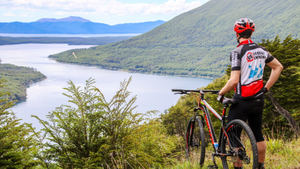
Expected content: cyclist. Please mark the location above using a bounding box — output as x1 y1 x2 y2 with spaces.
217 18 283 169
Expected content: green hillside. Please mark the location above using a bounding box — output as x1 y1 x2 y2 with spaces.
50 0 300 78
0 64 46 103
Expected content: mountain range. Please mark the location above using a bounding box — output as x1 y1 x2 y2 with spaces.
46 1 300 78
0 16 165 34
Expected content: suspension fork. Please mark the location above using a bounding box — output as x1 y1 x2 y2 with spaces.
189 107 206 147
188 108 198 146
189 119 195 146
188 107 201 144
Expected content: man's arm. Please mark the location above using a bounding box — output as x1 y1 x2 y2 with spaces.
265 58 283 91
219 70 240 96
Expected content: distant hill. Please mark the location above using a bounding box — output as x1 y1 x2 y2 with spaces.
0 16 165 34
36 16 91 23
50 0 300 78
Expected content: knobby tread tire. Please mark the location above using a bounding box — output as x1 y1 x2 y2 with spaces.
185 117 206 166
221 119 258 169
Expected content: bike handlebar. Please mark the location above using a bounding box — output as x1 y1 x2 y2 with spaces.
172 89 237 105
171 89 219 95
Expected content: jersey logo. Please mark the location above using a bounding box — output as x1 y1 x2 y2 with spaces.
246 52 254 62
248 64 263 79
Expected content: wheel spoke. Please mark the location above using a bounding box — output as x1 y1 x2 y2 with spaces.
221 120 258 169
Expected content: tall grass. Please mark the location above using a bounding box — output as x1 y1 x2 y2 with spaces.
265 139 300 169
168 138 300 169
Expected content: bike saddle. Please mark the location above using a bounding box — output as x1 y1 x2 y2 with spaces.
222 97 236 105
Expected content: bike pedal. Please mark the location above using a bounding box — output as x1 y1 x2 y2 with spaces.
207 165 218 169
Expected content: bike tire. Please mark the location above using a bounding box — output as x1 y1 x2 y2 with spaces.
185 116 206 166
221 119 258 169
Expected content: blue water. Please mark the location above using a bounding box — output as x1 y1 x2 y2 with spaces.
0 44 211 129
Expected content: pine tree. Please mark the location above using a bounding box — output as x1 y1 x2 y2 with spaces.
260 35 300 136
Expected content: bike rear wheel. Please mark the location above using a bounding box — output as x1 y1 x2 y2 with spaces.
221 119 258 169
185 116 206 166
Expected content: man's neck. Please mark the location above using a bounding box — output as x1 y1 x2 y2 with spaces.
237 38 253 47
239 38 251 43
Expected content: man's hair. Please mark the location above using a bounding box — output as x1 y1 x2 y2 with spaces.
239 29 253 38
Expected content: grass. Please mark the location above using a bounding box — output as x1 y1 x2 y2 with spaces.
265 139 300 169
168 138 300 169
168 145 224 169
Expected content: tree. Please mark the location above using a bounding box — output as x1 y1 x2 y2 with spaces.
260 36 300 136
161 95 195 138
34 78 179 168
0 79 39 168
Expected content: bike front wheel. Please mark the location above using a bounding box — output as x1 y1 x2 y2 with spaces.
185 116 206 166
221 119 258 169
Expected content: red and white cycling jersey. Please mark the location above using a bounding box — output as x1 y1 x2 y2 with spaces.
230 40 274 99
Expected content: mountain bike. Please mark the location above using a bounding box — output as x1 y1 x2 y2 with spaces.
172 89 258 169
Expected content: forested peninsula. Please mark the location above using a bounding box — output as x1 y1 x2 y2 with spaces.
0 64 46 103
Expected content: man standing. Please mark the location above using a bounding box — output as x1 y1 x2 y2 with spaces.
218 18 283 169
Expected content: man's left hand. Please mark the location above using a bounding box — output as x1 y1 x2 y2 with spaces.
217 95 224 103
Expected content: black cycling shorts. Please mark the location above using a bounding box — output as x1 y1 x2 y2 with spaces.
227 98 265 142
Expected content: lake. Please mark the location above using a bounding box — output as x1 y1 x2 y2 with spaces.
0 44 211 130
0 33 140 37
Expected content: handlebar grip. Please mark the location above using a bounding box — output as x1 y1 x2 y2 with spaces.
171 89 182 92
202 90 219 94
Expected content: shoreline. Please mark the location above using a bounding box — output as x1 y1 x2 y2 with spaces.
49 57 217 80
0 36 133 46
15 75 47 104
0 63 47 105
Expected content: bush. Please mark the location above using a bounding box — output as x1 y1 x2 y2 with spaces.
34 78 180 168
0 80 39 168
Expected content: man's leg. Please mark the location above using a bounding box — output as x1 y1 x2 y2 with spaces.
248 98 265 168
231 141 266 169
257 141 266 168
227 102 247 168
257 141 266 162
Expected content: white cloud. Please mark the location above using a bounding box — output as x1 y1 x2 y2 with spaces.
2 11 15 17
3 0 206 15
0 0 209 23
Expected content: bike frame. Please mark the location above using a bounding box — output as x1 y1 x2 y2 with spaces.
173 89 257 168
193 92 233 155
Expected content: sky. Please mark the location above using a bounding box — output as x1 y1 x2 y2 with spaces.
0 0 210 25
